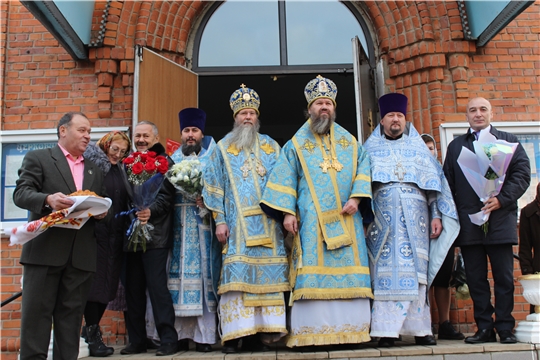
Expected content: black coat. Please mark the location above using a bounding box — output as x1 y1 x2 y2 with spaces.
83 143 131 303
443 126 531 246
519 200 540 275
123 142 175 251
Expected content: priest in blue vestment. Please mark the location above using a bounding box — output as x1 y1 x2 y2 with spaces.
202 85 289 354
166 108 219 352
261 75 373 348
363 93 460 347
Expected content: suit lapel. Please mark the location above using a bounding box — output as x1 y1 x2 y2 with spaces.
82 159 95 190
51 146 77 193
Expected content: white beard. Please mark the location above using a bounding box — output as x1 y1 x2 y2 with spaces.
229 121 260 150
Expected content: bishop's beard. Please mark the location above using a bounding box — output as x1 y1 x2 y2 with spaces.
229 121 260 150
181 142 202 156
310 112 336 135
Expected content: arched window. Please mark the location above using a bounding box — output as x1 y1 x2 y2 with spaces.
193 0 372 72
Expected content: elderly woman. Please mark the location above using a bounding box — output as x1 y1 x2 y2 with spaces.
82 131 132 356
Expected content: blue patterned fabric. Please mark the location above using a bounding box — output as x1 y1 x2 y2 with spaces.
168 136 219 316
202 134 289 296
261 121 373 302
363 124 460 299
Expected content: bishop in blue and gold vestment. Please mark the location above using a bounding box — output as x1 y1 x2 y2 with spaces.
363 93 460 347
203 85 289 353
261 76 373 348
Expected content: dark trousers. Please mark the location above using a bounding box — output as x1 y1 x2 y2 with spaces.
20 263 94 360
460 244 515 332
125 248 176 345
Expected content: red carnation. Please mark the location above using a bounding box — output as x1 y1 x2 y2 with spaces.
123 156 135 165
147 151 157 158
144 161 156 173
132 162 144 175
157 162 169 174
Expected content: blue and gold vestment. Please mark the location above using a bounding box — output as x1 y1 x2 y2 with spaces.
261 120 373 302
202 133 289 303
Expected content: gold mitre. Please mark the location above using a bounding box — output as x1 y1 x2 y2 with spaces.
304 75 337 108
229 84 260 116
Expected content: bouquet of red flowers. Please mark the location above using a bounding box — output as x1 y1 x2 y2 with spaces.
121 151 169 251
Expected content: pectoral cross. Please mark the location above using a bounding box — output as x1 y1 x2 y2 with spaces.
395 163 405 181
240 160 251 178
320 158 332 173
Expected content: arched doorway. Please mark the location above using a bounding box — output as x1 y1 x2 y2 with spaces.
190 0 378 145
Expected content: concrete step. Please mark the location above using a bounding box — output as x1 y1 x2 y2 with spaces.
80 338 540 360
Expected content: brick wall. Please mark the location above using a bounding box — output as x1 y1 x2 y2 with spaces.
1 0 538 356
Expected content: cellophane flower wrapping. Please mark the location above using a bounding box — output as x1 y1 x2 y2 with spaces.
166 159 203 202
166 159 209 218
122 151 169 251
457 131 517 234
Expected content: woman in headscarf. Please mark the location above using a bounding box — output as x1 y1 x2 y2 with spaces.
82 131 132 356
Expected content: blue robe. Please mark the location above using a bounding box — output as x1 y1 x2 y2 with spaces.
202 133 289 304
261 120 373 302
168 136 219 316
363 123 460 300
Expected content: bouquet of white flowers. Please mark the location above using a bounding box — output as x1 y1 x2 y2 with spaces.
457 131 517 234
166 159 204 202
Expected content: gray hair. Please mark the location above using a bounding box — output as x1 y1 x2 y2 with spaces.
136 120 159 136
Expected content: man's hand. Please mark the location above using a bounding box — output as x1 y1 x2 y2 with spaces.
216 224 229 244
196 196 205 209
340 197 360 215
482 197 501 215
283 214 298 235
136 208 151 225
430 218 442 239
47 193 74 211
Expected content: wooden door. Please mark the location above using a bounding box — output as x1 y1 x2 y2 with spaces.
136 47 198 144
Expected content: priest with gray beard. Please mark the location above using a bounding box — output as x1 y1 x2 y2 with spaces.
202 85 289 354
261 75 373 349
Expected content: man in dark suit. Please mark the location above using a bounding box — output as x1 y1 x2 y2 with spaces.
120 121 178 356
14 112 108 360
443 97 530 344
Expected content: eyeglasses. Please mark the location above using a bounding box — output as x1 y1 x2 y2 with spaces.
110 146 127 156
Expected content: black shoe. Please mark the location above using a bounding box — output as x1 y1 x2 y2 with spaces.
222 339 240 353
120 343 147 355
195 343 213 352
241 335 271 352
415 335 437 345
146 338 160 350
464 329 496 344
177 339 189 351
497 330 517 344
378 337 395 347
86 324 114 357
156 342 178 356
438 320 465 340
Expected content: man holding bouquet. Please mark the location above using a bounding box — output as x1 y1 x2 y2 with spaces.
165 108 218 352
121 121 178 355
443 97 530 344
203 85 289 353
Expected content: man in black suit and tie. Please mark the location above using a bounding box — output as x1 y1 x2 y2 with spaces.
14 112 108 360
